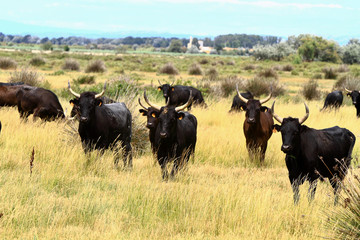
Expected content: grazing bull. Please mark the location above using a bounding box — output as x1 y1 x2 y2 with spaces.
229 91 254 112
69 93 115 119
138 98 160 155
236 85 273 162
143 90 197 180
345 88 360 117
157 80 206 109
68 81 132 168
0 82 28 107
321 90 343 111
272 102 356 204
16 86 64 121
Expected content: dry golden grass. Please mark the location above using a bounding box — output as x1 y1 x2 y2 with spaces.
0 97 359 239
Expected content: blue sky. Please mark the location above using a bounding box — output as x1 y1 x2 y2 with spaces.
0 0 359 41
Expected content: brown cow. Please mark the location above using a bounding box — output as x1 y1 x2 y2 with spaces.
236 84 273 162
0 82 29 106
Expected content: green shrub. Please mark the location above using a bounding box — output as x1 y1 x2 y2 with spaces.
334 75 360 90
282 64 294 71
29 56 46 66
243 64 256 70
159 62 179 75
226 60 235 66
0 57 17 69
73 75 96 85
51 70 65 76
188 63 203 75
291 70 299 76
62 58 80 71
85 59 106 73
337 64 350 73
9 68 42 86
206 67 218 81
322 67 338 79
63 45 70 52
311 73 322 79
219 76 245 97
301 79 321 100
199 59 209 64
245 77 285 97
114 56 123 61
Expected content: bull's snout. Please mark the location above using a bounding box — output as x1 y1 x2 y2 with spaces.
281 145 292 153
160 132 168 138
247 118 255 124
80 116 89 123
353 101 357 105
146 123 153 128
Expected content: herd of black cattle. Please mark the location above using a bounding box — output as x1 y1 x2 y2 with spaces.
0 80 359 204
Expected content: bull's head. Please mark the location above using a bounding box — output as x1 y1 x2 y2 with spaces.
144 90 192 139
157 79 175 99
138 97 160 129
272 101 309 153
236 84 271 124
345 88 360 105
68 81 106 123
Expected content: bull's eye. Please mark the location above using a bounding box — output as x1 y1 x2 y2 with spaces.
158 87 161 91
151 113 156 118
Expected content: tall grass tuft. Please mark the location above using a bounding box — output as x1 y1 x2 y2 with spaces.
219 76 245 97
62 58 80 71
29 56 46 66
0 57 17 69
159 62 179 75
323 67 338 79
324 173 360 240
245 77 285 97
206 67 218 81
73 75 96 85
256 68 278 79
9 68 43 86
301 79 321 100
188 63 203 75
85 59 106 73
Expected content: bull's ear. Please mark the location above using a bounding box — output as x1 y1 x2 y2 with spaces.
272 124 281 133
139 109 148 116
260 106 268 112
240 106 244 111
158 86 162 91
96 99 103 107
69 99 78 106
177 112 185 120
171 87 175 92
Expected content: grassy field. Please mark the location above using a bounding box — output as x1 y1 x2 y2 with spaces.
0 49 359 239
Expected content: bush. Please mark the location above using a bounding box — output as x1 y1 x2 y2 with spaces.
188 63 203 75
227 60 235 66
29 56 46 66
217 60 225 65
159 62 179 75
9 68 42 86
73 75 96 85
301 79 321 100
206 67 218 81
41 41 53 51
341 43 360 64
243 64 256 70
64 45 70 51
85 59 106 73
322 67 338 79
0 57 17 69
220 76 245 97
245 77 285 97
324 173 360 240
62 58 80 71
199 59 209 64
253 43 295 61
114 56 123 61
334 75 360 90
311 73 322 79
337 64 350 73
282 64 294 71
256 68 278 79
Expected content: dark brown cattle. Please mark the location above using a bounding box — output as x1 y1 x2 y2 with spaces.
236 85 273 162
0 82 28 106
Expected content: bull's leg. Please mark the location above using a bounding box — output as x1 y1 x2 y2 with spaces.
260 143 268 163
330 177 341 205
307 179 318 202
290 178 300 205
161 162 169 180
122 141 132 169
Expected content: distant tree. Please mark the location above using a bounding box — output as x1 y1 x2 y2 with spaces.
342 44 360 64
41 41 53 51
64 45 70 52
203 37 213 47
40 37 49 44
215 43 224 53
192 38 200 48
348 38 360 45
298 39 316 61
168 39 183 53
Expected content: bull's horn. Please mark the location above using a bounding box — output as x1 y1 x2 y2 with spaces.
138 98 147 110
175 91 193 112
260 92 272 104
236 84 248 103
158 79 163 86
165 96 170 107
68 81 80 98
95 82 106 99
271 101 283 124
170 79 175 86
345 87 352 93
299 103 309 124
143 90 161 111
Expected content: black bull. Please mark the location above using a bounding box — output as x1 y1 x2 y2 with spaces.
229 91 254 112
157 80 206 109
345 88 360 117
272 102 356 204
321 90 343 111
68 81 132 167
142 90 197 180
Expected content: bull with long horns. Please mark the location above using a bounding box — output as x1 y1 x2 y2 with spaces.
68 81 132 168
143 90 197 180
345 87 360 117
272 102 356 204
236 84 273 162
